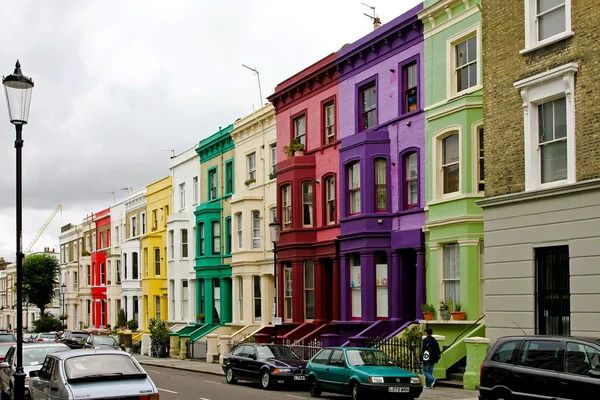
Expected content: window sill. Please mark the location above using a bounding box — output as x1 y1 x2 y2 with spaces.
397 207 424 216
520 31 574 55
448 85 483 103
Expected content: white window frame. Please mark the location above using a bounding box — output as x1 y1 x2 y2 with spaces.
238 277 244 322
168 230 174 261
179 183 185 209
193 176 199 204
471 121 485 194
441 243 460 304
270 143 277 176
302 181 313 227
446 24 482 99
432 125 463 201
181 228 188 259
294 114 306 148
514 63 577 191
247 152 256 181
325 176 336 225
181 280 189 320
325 102 335 144
236 213 242 249
252 211 261 249
282 185 292 229
523 0 572 54
115 226 120 246
154 247 161 276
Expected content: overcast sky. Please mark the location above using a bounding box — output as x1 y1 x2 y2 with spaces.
0 0 421 261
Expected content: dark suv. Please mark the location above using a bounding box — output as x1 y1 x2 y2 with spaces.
479 336 600 400
58 330 90 349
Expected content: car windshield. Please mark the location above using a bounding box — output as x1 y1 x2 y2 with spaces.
65 354 142 379
94 336 118 346
346 350 392 366
256 345 299 360
0 344 13 356
0 334 16 343
24 346 69 366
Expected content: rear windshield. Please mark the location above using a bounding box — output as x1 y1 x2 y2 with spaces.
94 336 118 346
71 333 89 339
41 334 57 339
24 346 69 366
0 334 16 343
65 354 142 379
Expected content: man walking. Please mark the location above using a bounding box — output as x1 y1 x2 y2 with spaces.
421 328 440 389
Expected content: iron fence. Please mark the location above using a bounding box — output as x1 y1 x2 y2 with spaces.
281 338 322 361
364 336 422 374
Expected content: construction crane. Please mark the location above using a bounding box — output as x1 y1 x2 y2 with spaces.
25 204 62 255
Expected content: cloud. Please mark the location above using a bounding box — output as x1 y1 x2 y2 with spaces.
0 0 421 257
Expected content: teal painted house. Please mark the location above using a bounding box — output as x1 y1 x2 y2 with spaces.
195 125 235 326
418 0 485 378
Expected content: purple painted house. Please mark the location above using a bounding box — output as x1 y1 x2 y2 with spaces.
331 4 425 345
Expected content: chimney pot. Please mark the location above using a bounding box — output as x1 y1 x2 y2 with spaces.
373 17 381 30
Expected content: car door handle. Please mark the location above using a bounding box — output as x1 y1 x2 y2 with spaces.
560 381 568 388
325 368 329 371
512 374 521 381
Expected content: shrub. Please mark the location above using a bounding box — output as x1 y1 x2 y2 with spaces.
127 319 138 332
148 318 169 358
32 313 63 333
117 309 127 328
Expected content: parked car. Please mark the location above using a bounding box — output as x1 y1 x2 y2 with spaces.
0 342 70 399
83 335 120 350
222 343 307 389
28 349 159 400
35 333 59 342
479 335 600 400
0 333 16 343
23 333 35 343
59 331 90 349
305 347 423 400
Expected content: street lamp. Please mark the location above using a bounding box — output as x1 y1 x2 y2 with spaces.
60 283 67 328
269 217 281 344
3 60 34 400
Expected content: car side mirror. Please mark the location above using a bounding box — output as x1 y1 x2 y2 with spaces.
589 369 600 379
0 362 8 368
29 370 39 378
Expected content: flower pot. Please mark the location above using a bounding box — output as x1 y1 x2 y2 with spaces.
294 150 304 156
451 311 466 321
423 312 434 321
439 311 451 321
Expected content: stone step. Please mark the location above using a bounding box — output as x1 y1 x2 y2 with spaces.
435 378 464 388
457 366 466 373
447 372 465 381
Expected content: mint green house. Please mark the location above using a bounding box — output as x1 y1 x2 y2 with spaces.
195 125 235 326
418 0 485 378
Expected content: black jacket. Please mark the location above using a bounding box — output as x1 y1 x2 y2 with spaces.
421 336 441 363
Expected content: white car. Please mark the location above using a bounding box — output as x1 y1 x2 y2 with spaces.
28 349 159 400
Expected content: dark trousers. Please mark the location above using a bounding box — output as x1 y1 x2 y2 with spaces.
423 362 435 387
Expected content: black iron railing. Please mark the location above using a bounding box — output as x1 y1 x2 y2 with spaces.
364 336 422 374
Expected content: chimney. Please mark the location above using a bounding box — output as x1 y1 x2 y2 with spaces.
373 17 381 30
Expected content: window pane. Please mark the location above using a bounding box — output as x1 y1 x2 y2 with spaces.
456 40 467 68
375 159 387 210
409 180 418 205
350 256 361 318
541 140 567 183
376 259 388 318
554 98 567 139
522 340 560 371
467 36 477 63
443 134 459 164
303 182 313 226
539 102 555 142
458 66 469 92
443 243 460 303
443 164 459 194
538 0 565 13
539 7 566 41
408 153 418 177
468 63 477 88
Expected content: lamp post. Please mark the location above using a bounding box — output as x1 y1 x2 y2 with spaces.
3 60 34 400
61 283 67 329
269 218 281 344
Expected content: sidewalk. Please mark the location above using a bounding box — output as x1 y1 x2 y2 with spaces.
134 355 479 400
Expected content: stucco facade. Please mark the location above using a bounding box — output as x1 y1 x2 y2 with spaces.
195 125 235 326
479 0 600 341
166 146 199 324
336 4 424 341
121 187 146 329
91 208 110 327
268 52 341 342
419 0 484 326
230 104 277 327
141 176 172 330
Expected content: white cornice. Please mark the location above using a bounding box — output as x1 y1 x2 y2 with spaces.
513 62 579 90
419 0 479 38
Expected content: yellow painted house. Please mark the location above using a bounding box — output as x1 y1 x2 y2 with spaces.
141 176 172 330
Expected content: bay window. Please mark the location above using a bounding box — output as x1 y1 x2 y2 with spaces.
302 182 313 227
348 162 361 215
350 254 361 319
374 158 387 212
252 211 261 249
443 243 460 304
282 185 292 229
212 221 221 255
199 223 205 256
442 134 460 194
325 176 336 224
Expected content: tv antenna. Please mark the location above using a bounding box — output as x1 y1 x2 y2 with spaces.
362 2 381 28
105 191 116 205
161 149 175 158
242 64 263 108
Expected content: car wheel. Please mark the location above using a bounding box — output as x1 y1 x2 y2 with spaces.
309 377 322 397
351 382 362 400
492 389 512 400
261 370 271 390
225 366 237 384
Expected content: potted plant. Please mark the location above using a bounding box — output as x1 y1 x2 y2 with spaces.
269 170 277 180
451 302 466 320
421 304 435 320
196 313 205 323
244 178 256 186
282 137 305 157
439 300 452 321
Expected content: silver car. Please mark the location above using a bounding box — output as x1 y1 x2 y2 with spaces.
0 342 70 399
28 349 159 400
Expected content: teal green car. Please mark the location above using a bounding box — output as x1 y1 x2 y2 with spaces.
306 347 423 400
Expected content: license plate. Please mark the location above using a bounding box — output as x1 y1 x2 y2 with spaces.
294 375 306 381
388 387 409 393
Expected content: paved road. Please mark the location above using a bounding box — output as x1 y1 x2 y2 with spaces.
144 366 479 400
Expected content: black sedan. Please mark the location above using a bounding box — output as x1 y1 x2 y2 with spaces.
222 344 307 389
59 330 90 349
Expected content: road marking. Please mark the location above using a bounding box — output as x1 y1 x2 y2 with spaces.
158 388 178 394
204 380 223 385
199 398 211 400
285 396 305 399
145 369 162 374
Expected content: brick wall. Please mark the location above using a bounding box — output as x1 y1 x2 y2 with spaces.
482 0 600 197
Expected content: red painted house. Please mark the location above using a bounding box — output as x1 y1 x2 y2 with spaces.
91 208 110 327
266 52 340 342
